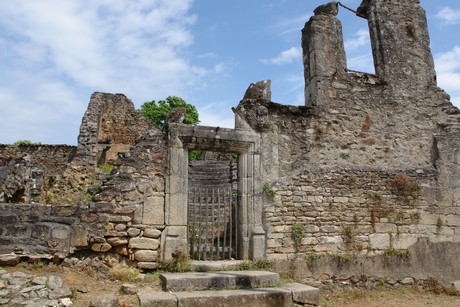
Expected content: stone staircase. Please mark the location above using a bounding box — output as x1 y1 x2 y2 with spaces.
137 270 319 306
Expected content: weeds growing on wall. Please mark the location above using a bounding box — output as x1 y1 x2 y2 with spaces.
342 226 356 244
262 183 276 198
389 173 420 205
383 247 411 266
292 224 304 250
306 252 319 269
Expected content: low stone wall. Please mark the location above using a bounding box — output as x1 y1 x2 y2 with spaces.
0 202 165 270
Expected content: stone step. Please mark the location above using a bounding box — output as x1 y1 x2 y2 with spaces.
160 270 279 292
138 283 319 307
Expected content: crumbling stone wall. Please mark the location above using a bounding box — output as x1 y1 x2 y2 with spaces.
0 145 76 203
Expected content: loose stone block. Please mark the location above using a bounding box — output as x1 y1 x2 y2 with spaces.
128 237 160 250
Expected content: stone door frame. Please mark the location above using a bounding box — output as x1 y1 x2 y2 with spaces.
161 123 265 261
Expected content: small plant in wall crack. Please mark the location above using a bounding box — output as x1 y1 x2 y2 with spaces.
306 252 319 269
436 217 445 231
292 223 304 250
342 226 356 244
263 183 276 198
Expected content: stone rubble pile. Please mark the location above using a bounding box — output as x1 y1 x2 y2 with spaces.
0 269 73 307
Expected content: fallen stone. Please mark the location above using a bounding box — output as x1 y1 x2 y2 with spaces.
48 276 63 290
451 280 460 291
0 254 21 266
20 285 45 293
32 276 48 285
401 277 414 285
89 296 119 307
60 297 74 307
49 287 72 300
20 298 59 307
121 283 138 295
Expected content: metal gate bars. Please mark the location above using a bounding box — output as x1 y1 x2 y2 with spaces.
187 188 238 260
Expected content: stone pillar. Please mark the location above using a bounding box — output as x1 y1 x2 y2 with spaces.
367 0 436 90
301 3 347 107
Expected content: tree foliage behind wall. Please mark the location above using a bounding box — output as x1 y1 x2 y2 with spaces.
139 96 200 128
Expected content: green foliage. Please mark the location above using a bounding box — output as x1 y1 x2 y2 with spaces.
139 96 200 128
188 150 202 162
98 164 113 174
292 223 304 248
253 259 273 270
383 247 411 261
238 260 254 271
306 252 319 268
13 140 41 145
337 253 354 266
342 226 356 243
436 217 445 230
262 183 276 198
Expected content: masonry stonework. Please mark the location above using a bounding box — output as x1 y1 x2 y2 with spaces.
1 0 460 287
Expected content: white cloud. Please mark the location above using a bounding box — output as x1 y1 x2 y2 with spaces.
436 7 460 25
345 29 370 52
261 47 301 65
198 103 235 129
435 46 460 108
0 0 203 144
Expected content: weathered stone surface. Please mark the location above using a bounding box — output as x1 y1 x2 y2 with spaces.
160 271 280 292
0 254 21 266
369 233 390 250
121 283 137 295
174 288 291 307
127 227 141 237
134 250 158 262
143 228 162 238
137 262 161 270
106 237 128 246
243 80 271 101
129 237 160 250
281 283 320 306
137 288 176 307
89 296 119 307
91 243 112 252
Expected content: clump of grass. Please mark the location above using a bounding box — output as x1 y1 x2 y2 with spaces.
163 250 191 273
237 260 254 271
436 217 445 230
253 259 273 270
108 265 140 282
98 163 113 174
337 253 354 267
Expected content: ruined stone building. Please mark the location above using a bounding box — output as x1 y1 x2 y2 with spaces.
1 0 459 285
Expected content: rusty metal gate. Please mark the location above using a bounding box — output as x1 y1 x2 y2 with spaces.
188 188 238 260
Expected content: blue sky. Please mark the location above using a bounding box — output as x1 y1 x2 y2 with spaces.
1 0 459 145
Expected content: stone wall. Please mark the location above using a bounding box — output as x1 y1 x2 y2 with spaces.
0 145 76 203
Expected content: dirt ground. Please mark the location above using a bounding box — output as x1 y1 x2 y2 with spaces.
3 264 460 307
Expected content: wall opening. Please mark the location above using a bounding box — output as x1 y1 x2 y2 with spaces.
338 3 375 74
187 151 238 260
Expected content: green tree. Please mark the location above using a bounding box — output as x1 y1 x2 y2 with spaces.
139 96 200 128
13 140 41 145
